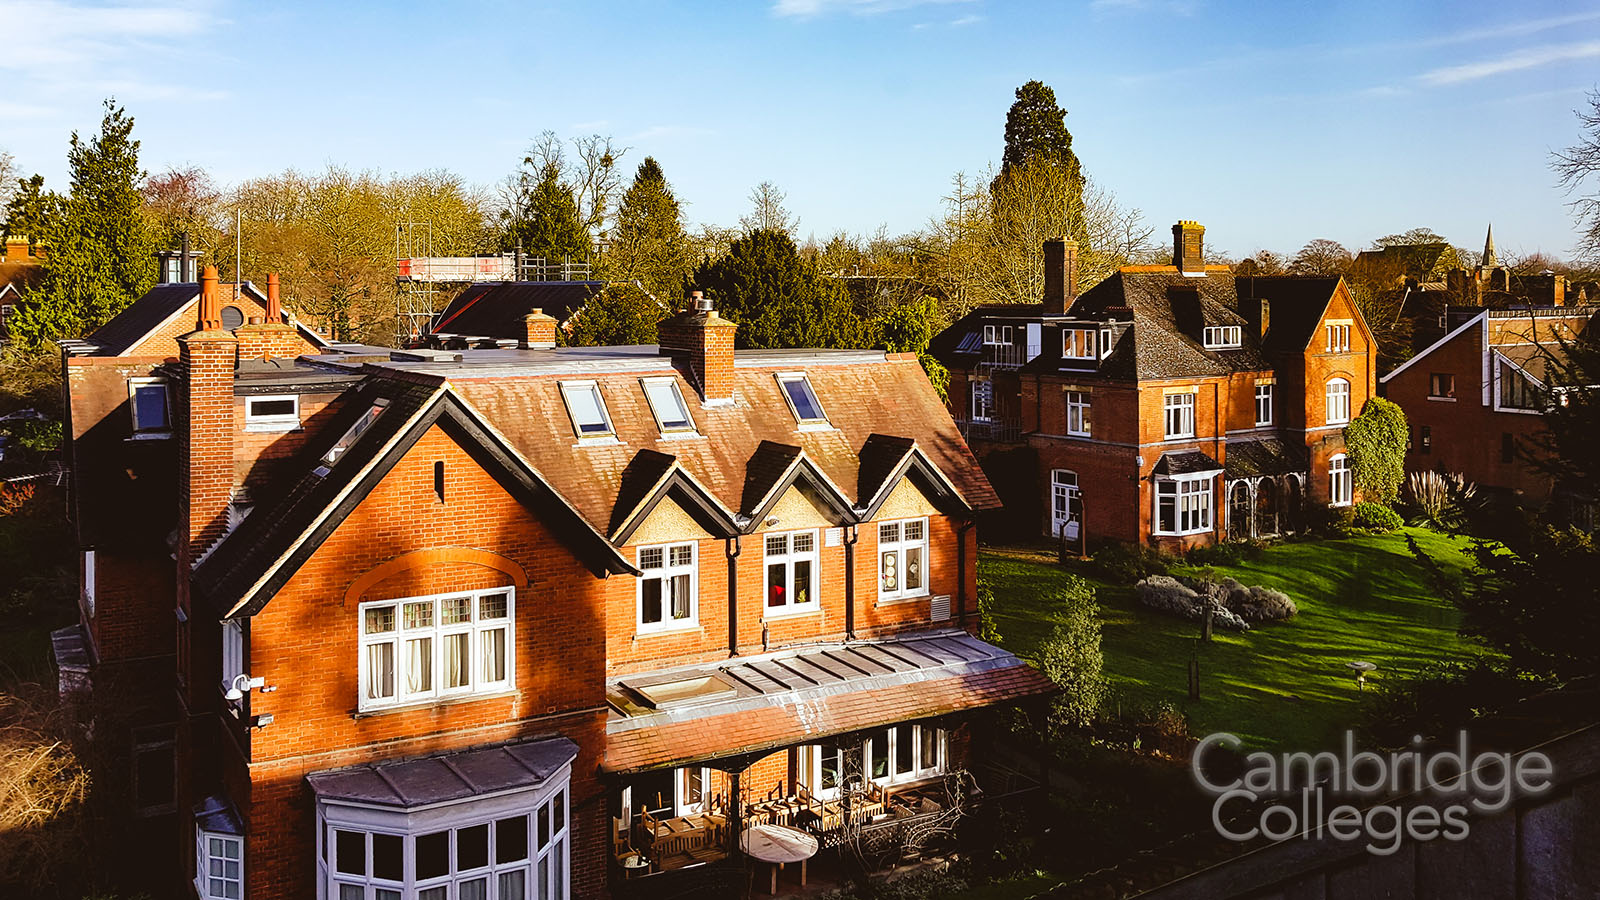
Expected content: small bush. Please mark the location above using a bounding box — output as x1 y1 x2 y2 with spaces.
1406 470 1479 532
1093 542 1172 582
1350 501 1403 533
1226 582 1299 622
1186 540 1268 566
1036 579 1107 729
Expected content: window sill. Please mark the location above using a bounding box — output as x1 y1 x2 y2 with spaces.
573 436 623 448
1328 500 1353 508
1152 529 1214 538
635 622 703 638
797 422 834 433
1065 430 1091 438
126 432 173 442
762 605 821 621
875 592 929 607
657 431 703 441
245 420 302 433
1426 396 1457 402
352 687 517 718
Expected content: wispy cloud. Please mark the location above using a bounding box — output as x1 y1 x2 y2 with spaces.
772 0 974 20
1412 10 1600 49
949 13 982 26
1418 39 1600 86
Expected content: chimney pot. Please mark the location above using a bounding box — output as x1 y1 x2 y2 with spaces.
198 265 222 331
265 273 282 322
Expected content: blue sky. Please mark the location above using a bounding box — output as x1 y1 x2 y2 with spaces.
2 0 1598 260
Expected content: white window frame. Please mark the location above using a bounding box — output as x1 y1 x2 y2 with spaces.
245 394 301 433
558 380 615 440
319 775 569 900
1325 377 1351 425
1154 475 1215 536
640 377 697 435
196 829 243 900
1163 391 1196 439
83 549 96 617
320 400 388 468
1254 383 1274 427
982 324 996 344
676 766 710 816
128 376 172 437
1428 373 1456 400
636 542 698 633
1325 323 1351 353
221 619 245 697
763 529 819 616
865 724 945 786
969 377 993 423
1065 391 1091 437
357 587 514 713
1493 360 1543 414
876 517 929 603
1202 325 1242 349
798 744 846 800
776 373 829 428
1062 328 1097 360
1099 327 1113 359
1329 453 1353 507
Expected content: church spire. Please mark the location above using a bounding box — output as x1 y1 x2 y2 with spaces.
1483 223 1498 268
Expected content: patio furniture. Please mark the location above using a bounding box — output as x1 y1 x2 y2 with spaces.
740 823 819 895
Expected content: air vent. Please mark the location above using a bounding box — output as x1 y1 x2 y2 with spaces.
930 594 952 622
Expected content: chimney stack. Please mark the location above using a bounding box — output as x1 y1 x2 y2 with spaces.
1042 238 1078 315
658 291 738 404
234 272 308 361
197 265 222 330
1173 221 1206 275
178 266 237 571
522 309 558 349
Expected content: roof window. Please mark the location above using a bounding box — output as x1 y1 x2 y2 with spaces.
641 377 695 435
560 381 615 439
319 400 387 468
776 374 828 427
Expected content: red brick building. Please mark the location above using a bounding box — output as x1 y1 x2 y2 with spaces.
930 222 1377 549
60 272 1052 899
1380 304 1598 512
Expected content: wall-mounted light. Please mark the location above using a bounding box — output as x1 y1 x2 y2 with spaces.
764 516 781 527
224 674 265 703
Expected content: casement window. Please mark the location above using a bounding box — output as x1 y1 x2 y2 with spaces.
128 377 171 435
320 400 387 468
1254 383 1274 427
1062 328 1097 360
983 324 1012 345
1202 325 1242 349
1065 391 1091 437
220 619 245 696
245 394 300 432
865 725 945 786
776 373 828 427
358 588 513 711
322 788 567 900
196 830 243 900
764 530 818 613
641 377 696 435
798 744 846 799
1099 327 1113 359
1325 378 1351 424
1329 454 1353 507
1496 360 1541 411
1325 323 1351 352
1420 425 1432 454
637 542 696 632
1163 392 1196 439
969 378 993 423
559 381 615 439
1429 373 1455 399
1154 476 1214 535
82 549 96 617
877 518 928 602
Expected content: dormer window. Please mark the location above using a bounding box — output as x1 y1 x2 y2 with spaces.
641 377 695 435
1062 328 1097 360
129 377 171 437
319 400 387 468
983 325 1012 345
776 374 828 427
1202 326 1242 349
560 381 615 439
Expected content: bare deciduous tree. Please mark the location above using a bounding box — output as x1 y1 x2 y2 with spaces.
1553 88 1600 263
1289 238 1353 275
0 148 16 209
739 180 798 235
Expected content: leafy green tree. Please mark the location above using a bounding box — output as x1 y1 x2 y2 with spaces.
2 175 64 251
998 80 1084 224
607 157 692 301
690 228 867 349
510 161 590 266
7 101 154 350
1034 576 1107 729
564 283 669 347
1344 397 1408 504
873 294 949 399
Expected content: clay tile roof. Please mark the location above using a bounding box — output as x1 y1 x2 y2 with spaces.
741 441 804 513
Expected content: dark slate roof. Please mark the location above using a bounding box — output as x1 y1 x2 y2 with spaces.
1225 439 1309 479
87 284 201 355
1233 276 1343 355
1061 269 1271 380
927 304 1046 363
428 281 604 342
194 794 245 835
308 736 578 808
740 441 804 514
856 434 916 505
1152 450 1223 476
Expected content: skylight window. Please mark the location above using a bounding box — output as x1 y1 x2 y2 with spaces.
641 378 695 434
319 400 387 468
560 381 615 438
776 374 827 426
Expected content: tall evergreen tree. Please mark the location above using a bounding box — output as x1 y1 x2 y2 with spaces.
1 174 63 250
608 157 692 301
690 228 866 350
1000 80 1084 191
7 101 154 350
510 160 590 267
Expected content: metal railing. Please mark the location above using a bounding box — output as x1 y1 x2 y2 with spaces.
955 417 1024 443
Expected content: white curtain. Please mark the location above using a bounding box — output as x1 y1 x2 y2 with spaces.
445 633 469 689
407 637 431 694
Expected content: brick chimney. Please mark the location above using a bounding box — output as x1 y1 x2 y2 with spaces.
522 309 558 349
178 266 237 568
234 275 307 362
658 292 738 404
1042 238 1078 315
1173 220 1206 275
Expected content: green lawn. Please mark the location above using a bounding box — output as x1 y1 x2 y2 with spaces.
981 528 1481 750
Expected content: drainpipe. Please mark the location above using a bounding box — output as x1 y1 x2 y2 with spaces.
957 519 975 628
726 535 741 657
843 524 859 641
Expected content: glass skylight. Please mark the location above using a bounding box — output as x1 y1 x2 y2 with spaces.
777 374 827 424
560 381 614 437
641 378 694 433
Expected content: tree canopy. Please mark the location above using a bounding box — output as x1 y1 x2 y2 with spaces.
510 160 591 266
1553 88 1600 263
690 228 866 350
1000 80 1083 191
1344 396 1408 504
564 282 669 347
607 157 692 301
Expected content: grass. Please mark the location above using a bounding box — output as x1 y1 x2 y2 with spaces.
981 527 1481 751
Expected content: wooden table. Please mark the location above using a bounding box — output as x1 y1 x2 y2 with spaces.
740 823 819 894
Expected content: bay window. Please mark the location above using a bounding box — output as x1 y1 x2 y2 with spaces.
764 530 818 613
196 830 243 900
637 542 696 632
1154 476 1214 535
359 588 513 711
877 518 927 602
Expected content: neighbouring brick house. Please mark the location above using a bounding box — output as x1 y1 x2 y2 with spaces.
1380 303 1599 519
930 222 1378 549
59 269 1053 900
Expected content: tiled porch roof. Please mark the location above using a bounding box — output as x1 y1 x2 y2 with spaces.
603 630 1054 775
307 736 578 809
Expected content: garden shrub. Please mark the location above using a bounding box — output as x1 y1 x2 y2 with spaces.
1035 577 1107 729
1186 540 1267 566
1093 541 1171 582
1406 470 1479 532
1350 501 1403 533
1133 576 1250 630
1344 397 1409 503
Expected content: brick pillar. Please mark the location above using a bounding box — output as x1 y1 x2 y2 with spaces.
522 309 558 348
658 292 738 403
179 266 237 567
